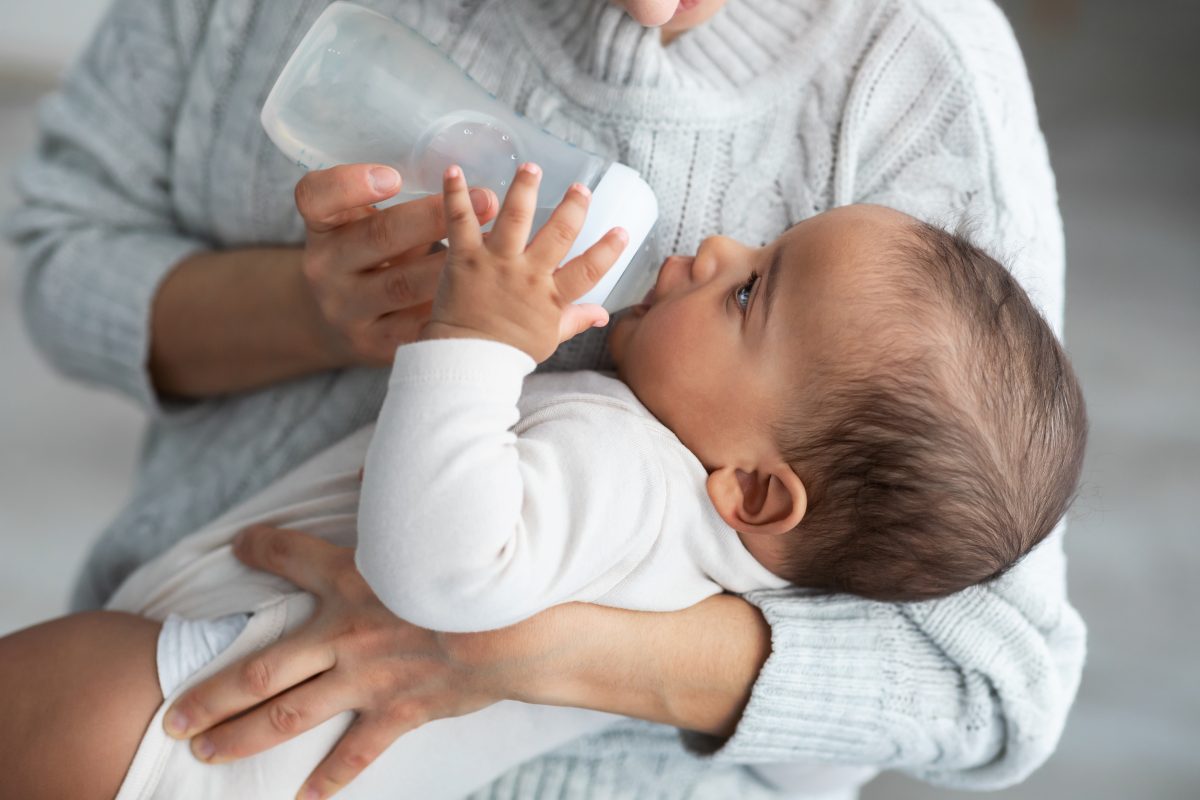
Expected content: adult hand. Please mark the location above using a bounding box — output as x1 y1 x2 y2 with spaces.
161 526 526 800
296 164 498 366
160 527 770 799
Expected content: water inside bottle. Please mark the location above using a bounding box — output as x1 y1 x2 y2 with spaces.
412 113 521 197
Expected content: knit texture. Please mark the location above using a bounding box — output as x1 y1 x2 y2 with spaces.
6 0 1083 794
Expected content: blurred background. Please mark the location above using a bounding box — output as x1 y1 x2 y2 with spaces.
1 1 1196 798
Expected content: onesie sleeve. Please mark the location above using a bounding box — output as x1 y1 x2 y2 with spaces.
356 337 661 633
4 0 215 413
695 3 1085 789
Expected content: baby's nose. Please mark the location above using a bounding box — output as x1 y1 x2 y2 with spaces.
654 255 691 296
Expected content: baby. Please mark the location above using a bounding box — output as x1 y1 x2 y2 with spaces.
75 163 1086 799
353 163 1088 636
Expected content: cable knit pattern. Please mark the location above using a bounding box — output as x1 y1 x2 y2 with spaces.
5 0 1083 794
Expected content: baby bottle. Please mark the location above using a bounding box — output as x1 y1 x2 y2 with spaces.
261 1 659 310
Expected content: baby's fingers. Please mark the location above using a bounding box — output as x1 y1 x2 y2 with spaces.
527 183 591 267
557 303 610 346
489 163 542 255
554 227 629 303
442 166 482 251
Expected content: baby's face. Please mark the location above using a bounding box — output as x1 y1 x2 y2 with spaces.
608 204 914 470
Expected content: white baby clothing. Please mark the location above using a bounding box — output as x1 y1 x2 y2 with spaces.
119 338 803 800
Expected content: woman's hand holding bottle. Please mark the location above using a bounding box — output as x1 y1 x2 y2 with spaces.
295 163 499 366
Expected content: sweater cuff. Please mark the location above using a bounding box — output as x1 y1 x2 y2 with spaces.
22 229 207 416
680 589 927 765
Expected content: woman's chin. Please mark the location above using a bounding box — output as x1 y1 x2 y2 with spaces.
618 0 679 27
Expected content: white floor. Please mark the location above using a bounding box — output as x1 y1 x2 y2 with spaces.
1 2 1198 798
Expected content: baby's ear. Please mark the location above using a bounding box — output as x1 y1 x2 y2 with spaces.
706 462 807 536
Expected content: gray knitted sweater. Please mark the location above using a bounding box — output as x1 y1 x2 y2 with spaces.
8 0 1084 795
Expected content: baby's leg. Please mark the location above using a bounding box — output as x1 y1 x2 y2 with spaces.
0 611 162 800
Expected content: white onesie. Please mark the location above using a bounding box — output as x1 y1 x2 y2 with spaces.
111 338 824 800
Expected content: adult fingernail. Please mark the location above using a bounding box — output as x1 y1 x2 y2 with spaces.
521 162 542 176
469 188 490 214
300 787 322 800
369 166 400 194
194 736 216 760
164 708 189 737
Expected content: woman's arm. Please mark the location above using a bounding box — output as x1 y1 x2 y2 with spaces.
147 247 334 397
496 593 772 740
164 527 771 800
5 0 497 405
146 166 494 399
5 0 218 411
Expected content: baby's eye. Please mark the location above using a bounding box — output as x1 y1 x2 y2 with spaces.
733 271 759 313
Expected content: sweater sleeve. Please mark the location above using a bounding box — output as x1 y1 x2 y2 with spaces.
3 0 214 413
695 3 1084 790
356 338 660 633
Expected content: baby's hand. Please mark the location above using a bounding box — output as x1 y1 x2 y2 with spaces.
420 163 628 362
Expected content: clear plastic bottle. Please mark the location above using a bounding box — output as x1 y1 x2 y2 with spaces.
261 2 659 309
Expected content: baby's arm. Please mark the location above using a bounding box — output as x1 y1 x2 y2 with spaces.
355 162 631 632
357 339 660 631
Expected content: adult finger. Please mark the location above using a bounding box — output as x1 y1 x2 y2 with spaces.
232 526 347 596
557 303 610 345
164 634 336 741
350 252 444 320
325 189 493 273
554 227 628 303
297 165 402 233
489 162 542 255
297 715 407 800
188 673 353 765
442 166 483 251
526 182 591 267
361 302 436 359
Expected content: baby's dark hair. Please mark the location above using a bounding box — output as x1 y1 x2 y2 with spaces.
775 221 1087 602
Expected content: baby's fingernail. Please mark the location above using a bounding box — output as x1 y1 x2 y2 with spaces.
521 162 542 177
164 708 190 737
368 167 400 194
469 188 490 214
194 736 216 760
